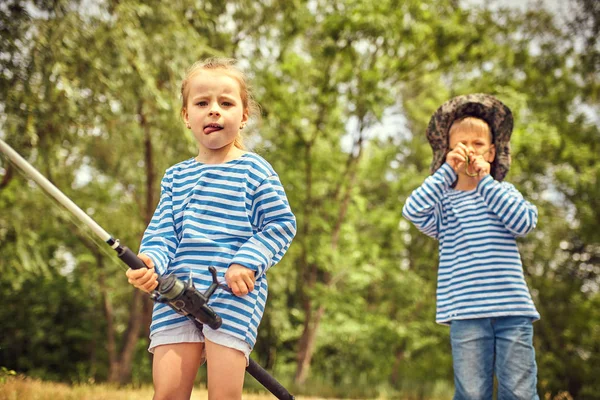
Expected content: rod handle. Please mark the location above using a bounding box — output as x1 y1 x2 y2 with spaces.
117 246 148 270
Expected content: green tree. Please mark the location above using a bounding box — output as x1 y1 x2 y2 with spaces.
1 0 598 397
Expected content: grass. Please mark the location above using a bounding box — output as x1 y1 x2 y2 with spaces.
0 375 337 400
2 374 574 400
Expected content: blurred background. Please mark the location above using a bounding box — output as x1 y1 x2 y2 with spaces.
0 0 598 399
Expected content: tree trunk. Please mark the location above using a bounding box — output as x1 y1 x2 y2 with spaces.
116 289 146 384
294 141 316 385
67 228 122 384
102 261 146 384
140 100 156 342
390 348 405 388
96 252 118 383
294 117 366 385
107 100 157 384
294 303 325 385
0 163 13 189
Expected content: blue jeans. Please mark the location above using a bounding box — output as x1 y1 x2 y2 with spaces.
450 316 539 400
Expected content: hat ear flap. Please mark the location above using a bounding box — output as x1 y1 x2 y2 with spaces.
492 143 510 181
426 107 452 174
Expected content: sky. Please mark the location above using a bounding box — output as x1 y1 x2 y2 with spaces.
462 0 567 15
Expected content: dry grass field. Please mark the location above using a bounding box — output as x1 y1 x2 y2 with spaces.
0 376 337 400
0 374 576 400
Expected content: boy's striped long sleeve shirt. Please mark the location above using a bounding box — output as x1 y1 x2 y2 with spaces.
402 163 540 324
140 153 296 348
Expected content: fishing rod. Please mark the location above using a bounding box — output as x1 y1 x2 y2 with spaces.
0 138 294 400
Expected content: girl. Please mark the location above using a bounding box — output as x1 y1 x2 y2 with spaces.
126 58 297 400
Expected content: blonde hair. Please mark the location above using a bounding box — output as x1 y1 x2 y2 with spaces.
180 58 260 149
449 117 493 142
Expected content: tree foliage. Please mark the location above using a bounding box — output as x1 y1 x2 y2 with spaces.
0 0 598 398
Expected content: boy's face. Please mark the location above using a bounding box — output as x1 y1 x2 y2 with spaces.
449 125 496 176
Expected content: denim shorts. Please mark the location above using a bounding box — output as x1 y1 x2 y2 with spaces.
450 316 539 400
148 323 251 366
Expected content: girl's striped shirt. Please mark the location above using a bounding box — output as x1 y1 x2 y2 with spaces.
402 163 540 324
140 153 296 347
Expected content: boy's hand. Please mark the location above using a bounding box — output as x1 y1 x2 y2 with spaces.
226 263 256 296
125 253 159 293
470 155 491 178
446 143 469 173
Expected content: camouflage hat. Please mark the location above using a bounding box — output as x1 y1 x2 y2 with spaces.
426 93 513 181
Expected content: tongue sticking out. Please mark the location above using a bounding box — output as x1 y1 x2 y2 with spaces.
204 125 223 134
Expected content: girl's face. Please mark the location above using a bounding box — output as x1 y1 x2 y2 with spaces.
183 70 248 155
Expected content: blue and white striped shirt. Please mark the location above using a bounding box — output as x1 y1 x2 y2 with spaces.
402 163 540 324
140 153 297 347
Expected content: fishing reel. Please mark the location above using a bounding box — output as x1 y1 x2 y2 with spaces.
151 266 223 330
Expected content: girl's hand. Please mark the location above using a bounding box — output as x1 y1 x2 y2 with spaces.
125 253 159 293
470 155 491 178
446 143 469 173
225 264 256 296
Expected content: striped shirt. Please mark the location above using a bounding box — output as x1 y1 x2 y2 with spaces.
402 163 540 324
140 153 296 347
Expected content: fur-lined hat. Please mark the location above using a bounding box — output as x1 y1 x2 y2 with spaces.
426 93 514 181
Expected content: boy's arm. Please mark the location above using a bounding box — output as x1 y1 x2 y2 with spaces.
402 163 456 239
476 175 538 237
139 173 180 275
230 175 297 279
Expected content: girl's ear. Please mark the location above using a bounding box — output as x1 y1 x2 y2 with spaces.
182 108 189 125
242 108 249 125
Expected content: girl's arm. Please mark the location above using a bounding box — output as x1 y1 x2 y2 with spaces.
230 175 297 279
139 172 180 275
476 176 538 237
402 163 457 239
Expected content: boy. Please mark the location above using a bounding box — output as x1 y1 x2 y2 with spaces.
402 94 540 399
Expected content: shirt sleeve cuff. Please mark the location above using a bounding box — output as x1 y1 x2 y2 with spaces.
231 246 271 278
438 163 458 187
142 250 169 275
476 174 494 195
